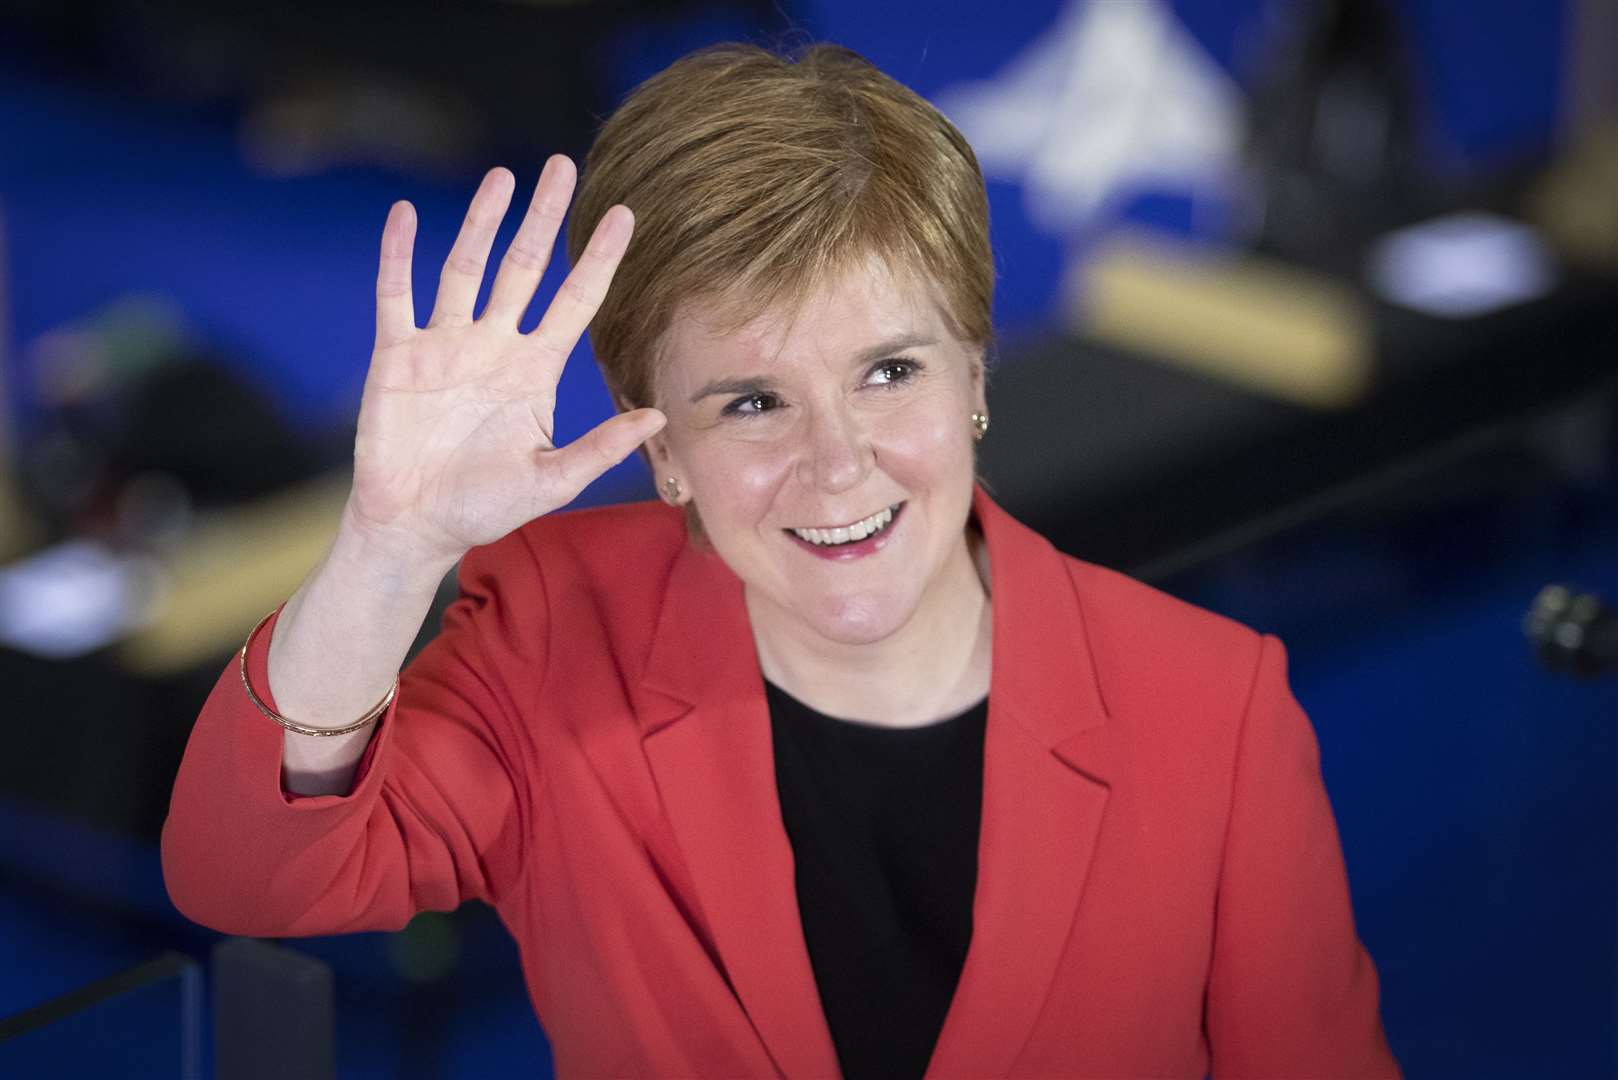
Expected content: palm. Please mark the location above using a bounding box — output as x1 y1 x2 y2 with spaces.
357 332 555 549
346 160 662 563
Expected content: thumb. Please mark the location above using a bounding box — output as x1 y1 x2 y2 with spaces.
539 408 667 511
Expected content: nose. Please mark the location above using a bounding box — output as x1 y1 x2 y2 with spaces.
796 402 871 494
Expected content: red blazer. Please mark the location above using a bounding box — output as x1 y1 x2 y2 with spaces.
162 487 1399 1078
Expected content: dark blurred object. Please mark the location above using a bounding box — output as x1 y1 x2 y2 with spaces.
985 265 1618 579
0 643 217 834
213 938 335 1080
1525 584 1618 679
0 951 202 1077
1240 0 1432 272
0 0 793 176
237 72 485 181
16 296 322 547
0 298 329 838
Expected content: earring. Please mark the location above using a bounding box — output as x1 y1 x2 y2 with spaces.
970 412 990 441
662 476 684 504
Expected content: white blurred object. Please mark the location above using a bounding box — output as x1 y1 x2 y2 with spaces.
936 0 1245 234
1367 213 1557 319
0 540 160 659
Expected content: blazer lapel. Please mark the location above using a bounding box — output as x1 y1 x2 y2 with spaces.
638 542 841 1079
923 488 1114 1079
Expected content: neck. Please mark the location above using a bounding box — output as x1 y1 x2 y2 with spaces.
747 526 993 728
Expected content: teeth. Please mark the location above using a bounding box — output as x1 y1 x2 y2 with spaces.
790 505 895 546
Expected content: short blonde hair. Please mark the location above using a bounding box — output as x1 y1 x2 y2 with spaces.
567 42 994 411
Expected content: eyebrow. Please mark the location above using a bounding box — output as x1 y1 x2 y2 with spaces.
686 333 938 404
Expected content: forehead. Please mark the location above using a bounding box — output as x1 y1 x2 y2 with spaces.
657 258 949 386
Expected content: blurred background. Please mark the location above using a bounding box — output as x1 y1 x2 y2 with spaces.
0 0 1613 1076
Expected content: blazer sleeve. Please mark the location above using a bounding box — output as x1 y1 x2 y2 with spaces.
1205 633 1401 1079
160 544 537 938
281 716 385 801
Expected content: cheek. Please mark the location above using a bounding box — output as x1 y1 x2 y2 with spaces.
688 438 794 521
873 399 975 482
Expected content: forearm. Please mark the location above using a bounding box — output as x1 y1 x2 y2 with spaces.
165 527 526 937
270 506 458 794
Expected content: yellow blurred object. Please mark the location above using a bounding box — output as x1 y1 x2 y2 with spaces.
0 475 38 562
0 201 35 562
1526 123 1618 271
1068 230 1374 409
118 473 351 675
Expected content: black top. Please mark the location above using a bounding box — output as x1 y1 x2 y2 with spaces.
767 680 988 1080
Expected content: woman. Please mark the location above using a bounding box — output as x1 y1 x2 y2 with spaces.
162 44 1400 1078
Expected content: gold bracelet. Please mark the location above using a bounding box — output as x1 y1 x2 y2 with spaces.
238 609 398 737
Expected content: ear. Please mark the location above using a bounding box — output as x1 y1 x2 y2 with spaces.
969 347 989 414
644 432 672 465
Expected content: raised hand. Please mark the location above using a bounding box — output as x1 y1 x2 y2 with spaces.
344 157 664 567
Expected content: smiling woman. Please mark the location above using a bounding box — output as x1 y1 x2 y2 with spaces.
161 41 1401 1080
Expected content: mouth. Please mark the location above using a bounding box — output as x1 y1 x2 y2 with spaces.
786 503 901 546
782 502 905 559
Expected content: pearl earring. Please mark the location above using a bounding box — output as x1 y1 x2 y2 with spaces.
970 412 990 440
663 476 684 504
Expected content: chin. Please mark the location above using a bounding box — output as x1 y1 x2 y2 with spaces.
801 588 916 646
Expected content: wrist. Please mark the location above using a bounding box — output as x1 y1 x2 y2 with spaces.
332 501 463 588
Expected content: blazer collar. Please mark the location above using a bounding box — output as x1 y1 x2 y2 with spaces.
637 486 1113 1078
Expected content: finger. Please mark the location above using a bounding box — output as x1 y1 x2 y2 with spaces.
428 167 516 328
484 155 576 327
528 204 634 364
375 201 418 348
537 408 666 510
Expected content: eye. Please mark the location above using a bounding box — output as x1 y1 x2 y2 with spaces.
721 391 782 417
866 358 922 387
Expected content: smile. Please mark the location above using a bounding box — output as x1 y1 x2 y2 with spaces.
786 504 900 547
